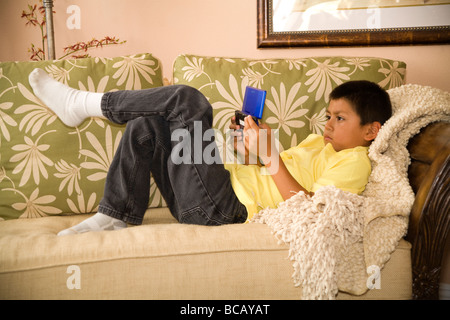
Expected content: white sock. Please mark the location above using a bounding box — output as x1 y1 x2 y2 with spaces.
57 212 127 236
29 68 104 127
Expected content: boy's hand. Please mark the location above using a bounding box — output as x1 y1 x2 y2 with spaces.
229 115 241 133
243 115 278 167
229 116 256 165
231 116 309 199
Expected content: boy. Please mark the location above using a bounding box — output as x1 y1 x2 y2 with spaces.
227 80 391 216
28 69 391 235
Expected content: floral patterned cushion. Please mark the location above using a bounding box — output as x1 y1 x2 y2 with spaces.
173 55 406 151
0 53 165 220
0 54 407 221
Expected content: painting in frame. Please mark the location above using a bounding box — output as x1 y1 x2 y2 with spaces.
257 0 450 47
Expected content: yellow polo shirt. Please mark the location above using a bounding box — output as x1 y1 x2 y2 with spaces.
224 134 371 221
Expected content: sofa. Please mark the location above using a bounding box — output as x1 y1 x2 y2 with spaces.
0 53 448 300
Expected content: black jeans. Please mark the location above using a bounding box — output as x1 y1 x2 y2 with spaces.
98 85 247 225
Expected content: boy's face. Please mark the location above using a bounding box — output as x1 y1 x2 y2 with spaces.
324 98 377 152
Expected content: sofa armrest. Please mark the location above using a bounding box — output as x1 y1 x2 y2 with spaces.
406 121 450 299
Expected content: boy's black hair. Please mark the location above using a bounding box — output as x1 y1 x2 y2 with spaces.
329 80 392 126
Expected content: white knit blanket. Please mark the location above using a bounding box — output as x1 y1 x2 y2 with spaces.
251 84 450 299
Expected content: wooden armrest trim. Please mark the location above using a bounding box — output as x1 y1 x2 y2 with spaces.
408 149 450 299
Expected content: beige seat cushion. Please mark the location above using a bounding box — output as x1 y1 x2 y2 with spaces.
0 208 411 299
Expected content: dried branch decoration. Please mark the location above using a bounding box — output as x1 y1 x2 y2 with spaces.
21 0 126 61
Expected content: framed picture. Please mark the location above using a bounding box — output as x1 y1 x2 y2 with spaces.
257 0 450 47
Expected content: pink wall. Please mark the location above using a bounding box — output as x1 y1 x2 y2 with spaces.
1 0 449 91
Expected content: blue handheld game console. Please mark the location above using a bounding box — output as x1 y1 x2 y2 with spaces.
235 86 266 128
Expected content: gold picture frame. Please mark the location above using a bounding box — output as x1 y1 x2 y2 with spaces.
257 0 450 47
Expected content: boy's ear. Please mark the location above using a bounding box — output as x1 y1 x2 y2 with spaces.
364 121 381 141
